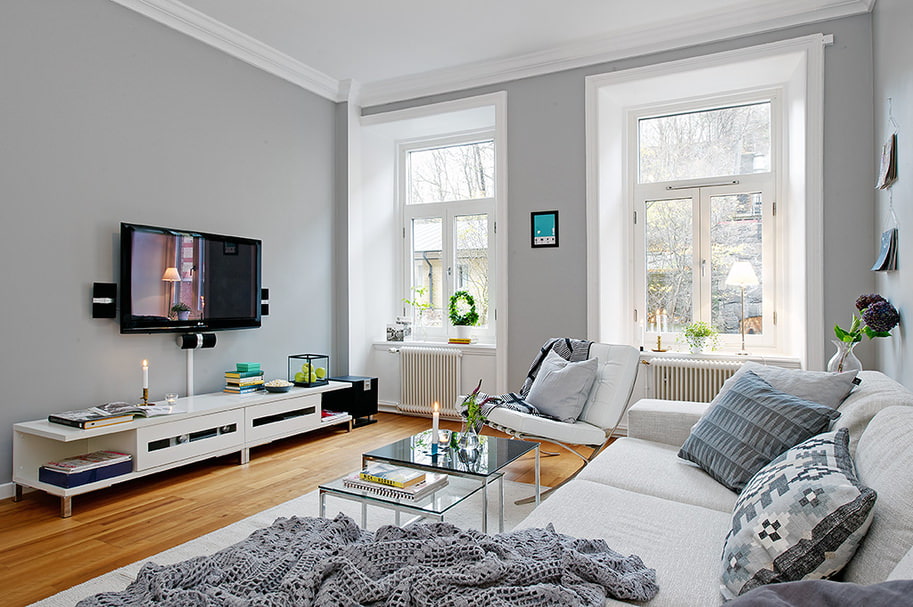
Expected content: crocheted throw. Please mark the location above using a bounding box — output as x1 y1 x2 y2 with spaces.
77 514 658 606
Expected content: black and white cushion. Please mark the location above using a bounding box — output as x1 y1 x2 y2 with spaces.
721 428 877 599
679 370 841 492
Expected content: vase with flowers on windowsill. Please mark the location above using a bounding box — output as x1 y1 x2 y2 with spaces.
830 293 900 373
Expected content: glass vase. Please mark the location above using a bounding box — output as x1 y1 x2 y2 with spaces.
827 340 862 373
457 424 480 451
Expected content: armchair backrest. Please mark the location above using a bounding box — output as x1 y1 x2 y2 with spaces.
578 343 640 431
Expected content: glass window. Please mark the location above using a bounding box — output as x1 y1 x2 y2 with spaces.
408 141 495 204
645 198 693 333
401 136 497 341
634 98 776 351
710 192 763 335
638 102 771 184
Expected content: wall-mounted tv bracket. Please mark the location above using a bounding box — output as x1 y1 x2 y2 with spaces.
261 288 269 316
177 333 217 397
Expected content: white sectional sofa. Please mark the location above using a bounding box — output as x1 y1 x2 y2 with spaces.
516 370 913 606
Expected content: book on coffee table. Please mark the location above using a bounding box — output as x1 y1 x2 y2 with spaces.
359 463 425 488
344 471 448 500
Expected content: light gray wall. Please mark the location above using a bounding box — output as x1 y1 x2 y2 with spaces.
0 1 337 485
872 0 913 388
365 15 876 387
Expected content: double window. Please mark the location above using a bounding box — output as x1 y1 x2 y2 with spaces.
633 98 778 349
401 134 496 340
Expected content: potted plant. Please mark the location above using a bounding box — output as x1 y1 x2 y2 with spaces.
682 321 719 354
403 286 433 340
449 291 478 339
170 302 191 321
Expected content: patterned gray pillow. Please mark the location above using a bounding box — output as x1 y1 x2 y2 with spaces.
721 428 877 599
679 370 841 492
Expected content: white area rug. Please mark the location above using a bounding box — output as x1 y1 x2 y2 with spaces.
30 480 541 607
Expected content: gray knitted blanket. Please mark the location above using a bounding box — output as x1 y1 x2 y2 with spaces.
77 514 658 606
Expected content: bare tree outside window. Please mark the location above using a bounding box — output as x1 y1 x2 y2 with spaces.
409 141 494 204
639 102 771 184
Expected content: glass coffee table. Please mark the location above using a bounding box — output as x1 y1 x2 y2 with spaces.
319 430 540 533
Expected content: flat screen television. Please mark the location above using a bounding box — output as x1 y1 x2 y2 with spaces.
120 222 262 334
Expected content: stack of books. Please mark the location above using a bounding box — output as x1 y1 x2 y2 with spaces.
448 337 473 345
224 362 264 394
343 463 448 500
39 450 133 488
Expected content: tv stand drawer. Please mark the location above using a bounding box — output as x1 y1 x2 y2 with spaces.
135 409 244 470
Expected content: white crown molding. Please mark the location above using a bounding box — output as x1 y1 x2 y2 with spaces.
108 0 342 101
359 0 872 107
108 0 872 107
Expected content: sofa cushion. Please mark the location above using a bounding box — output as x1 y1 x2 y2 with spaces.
525 350 598 422
679 370 841 491
834 370 913 456
842 406 913 584
579 437 738 512
517 479 731 607
724 579 913 607
714 362 859 409
721 429 876 599
485 406 606 446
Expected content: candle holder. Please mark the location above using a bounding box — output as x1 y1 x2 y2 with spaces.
142 388 149 405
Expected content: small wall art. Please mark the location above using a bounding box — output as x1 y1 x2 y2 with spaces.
531 210 559 248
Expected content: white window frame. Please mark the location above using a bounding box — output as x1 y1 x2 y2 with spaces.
631 92 780 352
586 35 829 367
398 131 497 342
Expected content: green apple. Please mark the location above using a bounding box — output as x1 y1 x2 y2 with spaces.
300 362 311 373
315 367 327 379
294 371 306 382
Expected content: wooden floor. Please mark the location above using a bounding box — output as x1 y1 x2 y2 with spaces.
0 413 588 607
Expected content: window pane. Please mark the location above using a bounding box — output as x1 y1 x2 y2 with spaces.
408 141 494 204
455 214 489 325
638 102 771 184
645 198 693 332
411 217 443 327
710 192 763 335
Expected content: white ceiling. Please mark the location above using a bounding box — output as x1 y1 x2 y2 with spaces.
113 0 874 105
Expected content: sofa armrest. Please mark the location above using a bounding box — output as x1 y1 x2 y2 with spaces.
626 399 710 447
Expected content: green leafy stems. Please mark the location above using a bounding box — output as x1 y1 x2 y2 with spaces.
462 379 489 432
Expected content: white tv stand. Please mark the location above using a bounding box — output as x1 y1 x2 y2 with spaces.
12 382 351 517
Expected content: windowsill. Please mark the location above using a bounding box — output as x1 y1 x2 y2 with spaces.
372 340 496 353
639 349 800 366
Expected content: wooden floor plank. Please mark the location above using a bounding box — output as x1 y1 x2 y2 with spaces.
0 413 585 607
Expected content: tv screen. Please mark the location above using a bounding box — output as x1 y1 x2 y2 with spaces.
120 222 262 334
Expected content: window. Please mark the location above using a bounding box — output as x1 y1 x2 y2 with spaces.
401 136 496 340
634 99 777 349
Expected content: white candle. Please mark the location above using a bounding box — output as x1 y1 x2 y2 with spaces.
431 401 440 443
142 359 149 389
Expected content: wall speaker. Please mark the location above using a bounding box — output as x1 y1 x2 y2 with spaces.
261 287 270 316
92 282 117 318
177 333 217 350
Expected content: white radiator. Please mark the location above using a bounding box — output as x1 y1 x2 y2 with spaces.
649 358 744 402
398 347 462 417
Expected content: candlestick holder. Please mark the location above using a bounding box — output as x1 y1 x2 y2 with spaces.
142 388 149 405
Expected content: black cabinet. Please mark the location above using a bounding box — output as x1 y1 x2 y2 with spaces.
323 376 378 426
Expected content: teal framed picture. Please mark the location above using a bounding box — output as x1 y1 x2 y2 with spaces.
531 210 559 248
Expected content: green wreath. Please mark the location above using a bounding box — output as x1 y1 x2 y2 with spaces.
449 291 479 326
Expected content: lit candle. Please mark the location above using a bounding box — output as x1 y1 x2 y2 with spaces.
142 359 149 389
431 401 440 444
